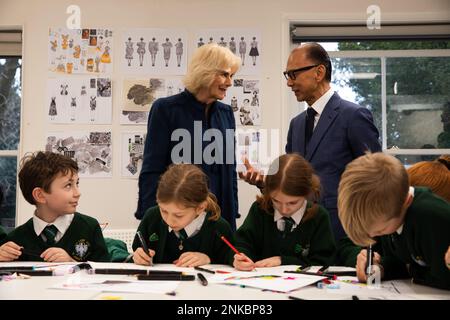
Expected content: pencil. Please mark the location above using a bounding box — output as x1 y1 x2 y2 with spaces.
217 233 253 264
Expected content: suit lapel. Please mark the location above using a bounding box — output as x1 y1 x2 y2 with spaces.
306 93 341 161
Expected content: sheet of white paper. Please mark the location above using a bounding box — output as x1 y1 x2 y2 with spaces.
210 270 325 293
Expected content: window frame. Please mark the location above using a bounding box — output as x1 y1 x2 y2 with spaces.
0 29 23 229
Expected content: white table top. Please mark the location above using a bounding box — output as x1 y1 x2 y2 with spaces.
0 263 449 300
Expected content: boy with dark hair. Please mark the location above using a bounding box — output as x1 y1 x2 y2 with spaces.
0 151 109 262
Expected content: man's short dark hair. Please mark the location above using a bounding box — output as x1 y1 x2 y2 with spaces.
305 43 332 82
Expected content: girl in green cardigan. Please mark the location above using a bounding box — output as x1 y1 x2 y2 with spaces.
132 164 233 267
233 154 336 271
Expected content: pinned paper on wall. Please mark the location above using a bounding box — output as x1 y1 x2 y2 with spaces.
223 78 261 126
47 77 112 124
195 29 262 75
49 27 113 74
121 132 146 178
45 131 112 178
121 28 187 75
120 77 184 124
121 77 184 112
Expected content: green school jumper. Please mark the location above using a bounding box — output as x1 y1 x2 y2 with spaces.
233 201 336 266
6 212 110 262
0 225 6 245
132 205 234 264
380 187 450 290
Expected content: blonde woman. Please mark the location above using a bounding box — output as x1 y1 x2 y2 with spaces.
136 44 241 230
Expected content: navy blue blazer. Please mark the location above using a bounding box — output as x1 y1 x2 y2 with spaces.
286 92 381 239
136 90 239 230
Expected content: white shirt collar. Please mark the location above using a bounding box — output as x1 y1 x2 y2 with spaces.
308 87 334 116
33 212 74 241
274 200 307 230
396 186 415 235
168 212 207 238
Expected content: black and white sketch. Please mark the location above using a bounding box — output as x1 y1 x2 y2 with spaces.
121 77 184 123
223 78 261 126
47 77 112 124
137 37 146 67
45 131 112 178
249 36 259 66
122 132 146 178
122 29 187 74
229 37 236 54
49 97 57 120
175 38 183 67
149 37 158 66
162 38 172 67
239 37 247 66
125 37 134 66
195 29 261 75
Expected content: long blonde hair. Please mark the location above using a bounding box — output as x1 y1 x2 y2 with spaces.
156 164 221 220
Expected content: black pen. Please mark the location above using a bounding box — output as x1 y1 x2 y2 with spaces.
194 266 215 274
20 248 43 259
89 268 181 275
137 274 195 281
318 265 329 273
197 273 208 286
284 270 337 279
137 231 153 265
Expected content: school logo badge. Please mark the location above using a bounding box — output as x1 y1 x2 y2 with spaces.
294 244 310 257
73 239 90 261
149 233 159 242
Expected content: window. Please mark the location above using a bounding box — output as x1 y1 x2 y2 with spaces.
289 22 450 165
0 30 22 232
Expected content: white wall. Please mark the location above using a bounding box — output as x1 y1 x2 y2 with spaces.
0 0 449 230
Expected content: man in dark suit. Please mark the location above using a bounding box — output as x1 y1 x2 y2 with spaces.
241 43 381 241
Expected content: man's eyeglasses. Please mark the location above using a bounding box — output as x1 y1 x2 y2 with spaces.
283 64 319 80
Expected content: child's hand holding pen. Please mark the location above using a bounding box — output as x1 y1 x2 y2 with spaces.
233 253 256 271
356 248 382 282
133 247 155 266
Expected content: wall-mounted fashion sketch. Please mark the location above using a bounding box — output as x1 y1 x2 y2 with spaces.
47 77 112 124
45 131 112 178
235 128 261 175
48 27 113 74
121 132 147 178
120 111 149 125
195 29 261 75
223 78 261 126
121 29 187 75
121 77 184 121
